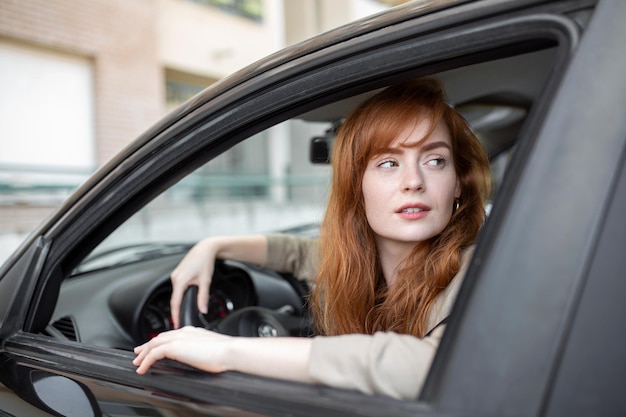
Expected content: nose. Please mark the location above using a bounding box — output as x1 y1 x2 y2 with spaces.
402 165 425 192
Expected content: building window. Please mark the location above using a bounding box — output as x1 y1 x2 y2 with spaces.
0 40 95 204
166 80 204 110
186 0 263 22
164 68 216 111
165 68 270 200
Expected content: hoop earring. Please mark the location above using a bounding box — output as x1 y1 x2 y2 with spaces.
453 199 460 213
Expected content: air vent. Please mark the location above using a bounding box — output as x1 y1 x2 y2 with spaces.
45 315 79 341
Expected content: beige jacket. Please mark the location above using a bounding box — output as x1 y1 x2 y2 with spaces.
263 234 473 400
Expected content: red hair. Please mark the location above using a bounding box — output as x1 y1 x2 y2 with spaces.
312 78 491 337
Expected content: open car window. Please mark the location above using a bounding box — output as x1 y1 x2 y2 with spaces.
74 45 557 277
73 118 331 276
50 45 561 353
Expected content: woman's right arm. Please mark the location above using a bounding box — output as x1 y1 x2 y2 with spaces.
169 235 268 329
264 234 319 282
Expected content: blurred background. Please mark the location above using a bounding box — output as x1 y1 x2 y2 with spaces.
0 0 411 263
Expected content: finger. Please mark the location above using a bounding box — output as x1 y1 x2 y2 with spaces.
133 339 157 356
135 345 167 374
133 343 151 367
171 266 202 329
170 279 185 329
133 334 163 358
197 273 211 315
132 330 178 367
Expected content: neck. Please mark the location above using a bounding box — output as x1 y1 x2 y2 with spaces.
375 239 416 287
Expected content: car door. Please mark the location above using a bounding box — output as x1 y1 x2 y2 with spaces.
2 0 622 416
425 1 626 416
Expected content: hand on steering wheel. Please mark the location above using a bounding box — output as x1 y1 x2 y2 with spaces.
179 285 210 328
170 239 217 328
179 285 296 338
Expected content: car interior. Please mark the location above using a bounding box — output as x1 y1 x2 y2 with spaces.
41 45 559 353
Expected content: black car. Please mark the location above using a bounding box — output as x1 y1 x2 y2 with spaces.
1 0 625 415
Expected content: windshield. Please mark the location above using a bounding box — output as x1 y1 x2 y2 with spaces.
72 242 194 275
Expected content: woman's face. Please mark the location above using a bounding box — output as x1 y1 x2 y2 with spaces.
361 118 461 256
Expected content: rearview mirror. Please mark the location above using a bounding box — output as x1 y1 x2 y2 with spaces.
309 120 342 164
310 136 333 164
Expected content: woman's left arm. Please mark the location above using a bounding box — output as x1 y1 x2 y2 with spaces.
133 327 314 383
308 328 445 399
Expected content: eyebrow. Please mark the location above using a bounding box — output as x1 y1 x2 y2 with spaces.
373 141 451 156
419 141 451 152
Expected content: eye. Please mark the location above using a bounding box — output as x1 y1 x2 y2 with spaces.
426 156 448 167
377 159 398 168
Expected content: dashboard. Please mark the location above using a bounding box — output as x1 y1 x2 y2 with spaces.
46 248 309 350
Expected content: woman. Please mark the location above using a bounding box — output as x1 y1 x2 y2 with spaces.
133 78 492 399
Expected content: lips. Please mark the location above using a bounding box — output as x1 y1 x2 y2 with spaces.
400 207 425 213
396 203 430 213
396 203 430 220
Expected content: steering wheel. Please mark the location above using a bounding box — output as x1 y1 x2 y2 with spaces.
180 285 305 337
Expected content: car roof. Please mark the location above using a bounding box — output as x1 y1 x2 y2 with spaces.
299 47 556 158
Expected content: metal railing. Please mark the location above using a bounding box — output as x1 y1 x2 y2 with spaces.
0 164 329 205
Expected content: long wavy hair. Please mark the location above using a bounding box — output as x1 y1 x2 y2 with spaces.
311 78 491 338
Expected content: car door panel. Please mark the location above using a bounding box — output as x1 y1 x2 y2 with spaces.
427 1 626 416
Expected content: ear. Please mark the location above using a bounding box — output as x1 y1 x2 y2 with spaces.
454 177 461 199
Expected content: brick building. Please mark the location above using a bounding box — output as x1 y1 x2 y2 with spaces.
0 0 392 261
